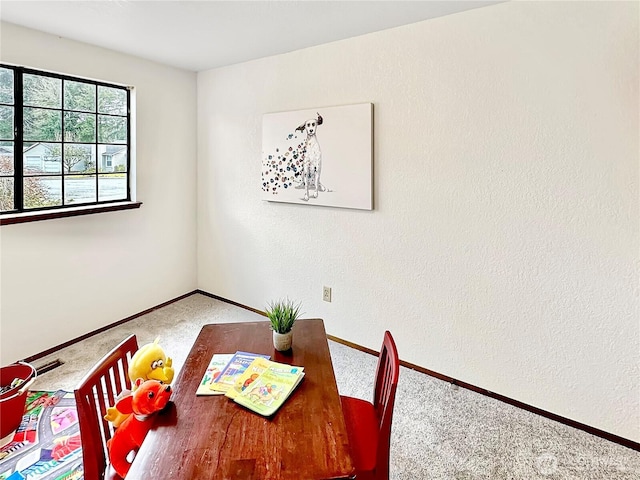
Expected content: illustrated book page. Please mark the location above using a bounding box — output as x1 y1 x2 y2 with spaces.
196 353 234 396
209 351 270 393
233 363 305 416
226 358 304 400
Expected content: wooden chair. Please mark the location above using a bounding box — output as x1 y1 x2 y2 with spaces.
74 334 138 480
340 331 399 480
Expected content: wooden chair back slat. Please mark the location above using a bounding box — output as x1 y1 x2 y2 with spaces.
74 335 138 480
371 331 399 480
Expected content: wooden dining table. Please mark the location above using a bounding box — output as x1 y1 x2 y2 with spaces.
127 319 355 480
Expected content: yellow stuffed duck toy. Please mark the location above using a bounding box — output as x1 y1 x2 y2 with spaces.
104 338 174 427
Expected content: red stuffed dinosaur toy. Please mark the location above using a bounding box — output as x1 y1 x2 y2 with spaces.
107 379 172 478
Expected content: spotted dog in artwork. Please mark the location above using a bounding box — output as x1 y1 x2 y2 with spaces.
295 113 327 201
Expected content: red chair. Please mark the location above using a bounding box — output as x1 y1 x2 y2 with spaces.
74 334 138 480
340 331 400 480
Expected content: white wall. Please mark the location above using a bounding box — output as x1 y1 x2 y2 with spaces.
197 1 639 442
0 23 198 364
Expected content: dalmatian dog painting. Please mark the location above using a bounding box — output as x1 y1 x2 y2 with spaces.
261 103 373 211
295 113 326 201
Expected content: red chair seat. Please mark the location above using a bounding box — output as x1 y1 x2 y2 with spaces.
341 396 379 473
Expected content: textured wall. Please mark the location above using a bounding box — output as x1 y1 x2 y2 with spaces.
197 1 639 441
0 23 198 363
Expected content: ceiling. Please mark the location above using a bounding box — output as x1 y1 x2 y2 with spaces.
0 1 502 72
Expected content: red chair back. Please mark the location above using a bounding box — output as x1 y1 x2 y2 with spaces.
74 334 138 480
371 331 399 480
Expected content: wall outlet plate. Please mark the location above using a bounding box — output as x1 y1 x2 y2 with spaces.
323 286 332 302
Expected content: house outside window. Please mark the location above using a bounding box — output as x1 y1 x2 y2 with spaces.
0 64 131 213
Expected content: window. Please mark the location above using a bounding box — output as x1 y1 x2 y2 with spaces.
0 65 131 215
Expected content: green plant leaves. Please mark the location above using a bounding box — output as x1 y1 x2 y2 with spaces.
266 299 303 334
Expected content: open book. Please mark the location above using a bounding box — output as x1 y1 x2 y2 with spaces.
232 359 305 417
209 351 270 394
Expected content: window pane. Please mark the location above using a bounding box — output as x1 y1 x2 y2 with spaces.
99 174 126 201
64 80 95 112
24 107 62 141
64 144 95 174
98 115 126 143
0 177 13 211
64 112 96 142
0 141 14 175
98 86 126 115
24 175 62 208
24 74 61 108
0 68 13 104
98 144 127 173
0 67 131 214
24 142 61 175
0 105 13 140
65 175 96 204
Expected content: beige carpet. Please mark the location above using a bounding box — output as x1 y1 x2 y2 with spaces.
30 293 640 479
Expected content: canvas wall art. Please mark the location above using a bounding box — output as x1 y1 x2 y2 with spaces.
261 103 373 210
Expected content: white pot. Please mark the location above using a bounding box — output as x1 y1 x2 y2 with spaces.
273 330 293 351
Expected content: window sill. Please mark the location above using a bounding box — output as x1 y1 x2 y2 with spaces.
0 201 143 226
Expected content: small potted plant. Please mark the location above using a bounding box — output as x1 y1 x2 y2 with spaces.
266 298 302 351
